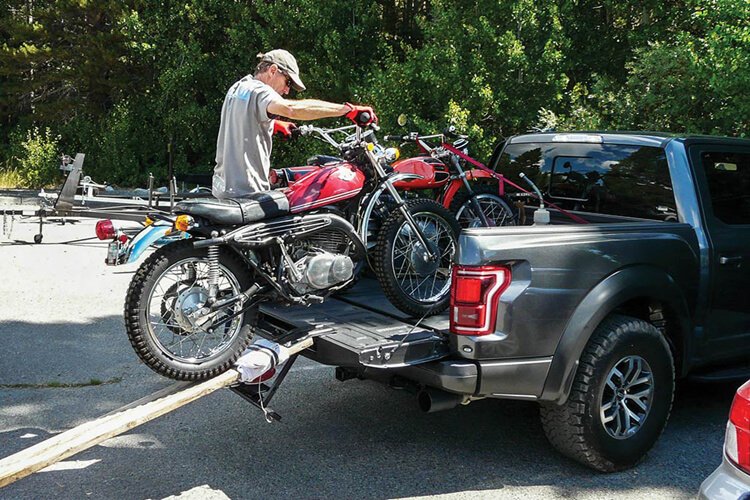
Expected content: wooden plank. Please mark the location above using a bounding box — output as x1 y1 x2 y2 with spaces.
0 338 313 488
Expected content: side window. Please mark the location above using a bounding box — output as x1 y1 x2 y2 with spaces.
497 142 677 221
698 150 750 225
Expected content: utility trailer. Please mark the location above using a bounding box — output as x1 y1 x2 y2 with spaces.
1 153 212 243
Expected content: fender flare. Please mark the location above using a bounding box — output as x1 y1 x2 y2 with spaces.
357 172 422 248
126 224 183 264
442 171 500 209
539 265 692 404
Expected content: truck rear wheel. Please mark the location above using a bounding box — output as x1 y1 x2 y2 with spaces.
539 314 674 471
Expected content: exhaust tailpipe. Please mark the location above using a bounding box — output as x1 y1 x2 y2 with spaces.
418 388 465 413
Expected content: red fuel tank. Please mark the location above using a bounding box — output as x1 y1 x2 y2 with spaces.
392 156 450 190
285 163 365 213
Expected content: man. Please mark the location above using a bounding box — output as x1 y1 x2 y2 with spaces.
212 49 377 199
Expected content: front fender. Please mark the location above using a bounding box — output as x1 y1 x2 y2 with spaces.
539 265 692 404
442 173 500 208
357 172 423 247
126 224 187 264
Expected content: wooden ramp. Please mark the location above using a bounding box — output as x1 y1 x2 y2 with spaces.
0 338 313 488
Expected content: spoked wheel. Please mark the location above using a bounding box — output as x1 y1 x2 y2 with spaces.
449 185 516 228
124 240 257 380
373 199 460 317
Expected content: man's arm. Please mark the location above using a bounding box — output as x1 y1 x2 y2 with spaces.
267 99 349 121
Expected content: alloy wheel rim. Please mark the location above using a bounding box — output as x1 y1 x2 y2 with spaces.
600 355 655 439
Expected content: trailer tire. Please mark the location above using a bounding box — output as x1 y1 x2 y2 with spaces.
539 314 674 472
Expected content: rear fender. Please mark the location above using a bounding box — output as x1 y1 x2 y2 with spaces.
540 265 692 404
126 224 186 264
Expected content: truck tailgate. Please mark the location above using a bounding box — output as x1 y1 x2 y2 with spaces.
256 278 450 368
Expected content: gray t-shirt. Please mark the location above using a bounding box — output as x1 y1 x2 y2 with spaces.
212 75 281 199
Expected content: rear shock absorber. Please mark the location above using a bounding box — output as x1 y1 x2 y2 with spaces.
207 245 220 301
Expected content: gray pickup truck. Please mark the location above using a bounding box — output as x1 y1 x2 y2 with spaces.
257 132 750 472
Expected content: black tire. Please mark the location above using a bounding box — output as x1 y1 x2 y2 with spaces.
539 314 675 472
448 185 516 228
124 239 257 381
372 198 460 317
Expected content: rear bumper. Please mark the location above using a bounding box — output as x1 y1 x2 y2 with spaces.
699 456 750 500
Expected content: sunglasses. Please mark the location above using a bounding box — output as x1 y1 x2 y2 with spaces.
280 71 293 89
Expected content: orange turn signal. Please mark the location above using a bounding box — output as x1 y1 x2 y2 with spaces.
174 215 194 232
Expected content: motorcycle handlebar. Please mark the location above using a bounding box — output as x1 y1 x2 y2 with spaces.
383 135 405 142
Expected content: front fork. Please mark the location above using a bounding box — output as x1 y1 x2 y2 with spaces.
451 156 492 227
364 149 437 261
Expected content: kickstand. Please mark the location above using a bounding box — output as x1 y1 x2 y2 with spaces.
229 353 301 422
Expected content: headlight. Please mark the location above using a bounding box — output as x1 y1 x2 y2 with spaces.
384 147 400 163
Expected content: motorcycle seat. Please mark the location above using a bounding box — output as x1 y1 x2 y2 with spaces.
174 190 290 225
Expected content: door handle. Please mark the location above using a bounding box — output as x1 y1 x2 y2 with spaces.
719 255 743 265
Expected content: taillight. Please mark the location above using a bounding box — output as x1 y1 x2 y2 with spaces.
726 379 750 474
450 265 511 336
95 219 116 240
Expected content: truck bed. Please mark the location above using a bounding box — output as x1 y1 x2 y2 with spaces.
256 278 450 369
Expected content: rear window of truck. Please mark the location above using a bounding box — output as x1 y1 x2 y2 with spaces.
494 142 677 221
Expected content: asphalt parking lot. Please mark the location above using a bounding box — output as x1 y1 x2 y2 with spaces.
0 215 741 499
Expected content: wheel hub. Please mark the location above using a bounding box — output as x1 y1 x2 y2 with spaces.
173 287 209 332
409 239 439 276
600 355 654 439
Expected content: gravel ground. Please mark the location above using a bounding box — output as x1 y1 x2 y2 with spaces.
0 215 739 499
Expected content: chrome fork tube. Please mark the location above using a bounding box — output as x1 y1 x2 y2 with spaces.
364 148 436 260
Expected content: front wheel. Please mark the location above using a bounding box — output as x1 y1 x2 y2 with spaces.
124 240 257 381
372 198 460 317
539 314 675 471
449 185 516 228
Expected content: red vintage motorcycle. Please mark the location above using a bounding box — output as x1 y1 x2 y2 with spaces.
384 127 518 228
123 116 459 381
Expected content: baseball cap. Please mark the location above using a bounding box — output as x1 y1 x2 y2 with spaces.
257 49 306 92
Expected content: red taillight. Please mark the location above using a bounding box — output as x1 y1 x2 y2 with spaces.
450 265 511 336
726 379 750 474
95 219 116 240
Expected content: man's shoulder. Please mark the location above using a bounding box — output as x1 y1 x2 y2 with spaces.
237 76 272 93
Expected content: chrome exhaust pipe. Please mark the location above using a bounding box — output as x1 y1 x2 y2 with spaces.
418 388 465 413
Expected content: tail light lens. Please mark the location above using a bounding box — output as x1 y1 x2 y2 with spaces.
95 219 116 240
726 379 750 474
450 265 511 336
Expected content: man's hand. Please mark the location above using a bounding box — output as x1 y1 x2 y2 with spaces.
273 119 297 139
344 103 378 126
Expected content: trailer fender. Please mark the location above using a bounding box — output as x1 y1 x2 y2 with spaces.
540 265 692 404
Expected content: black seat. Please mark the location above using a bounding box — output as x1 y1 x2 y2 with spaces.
174 190 290 225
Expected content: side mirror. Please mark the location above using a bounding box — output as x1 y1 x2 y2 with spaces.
397 114 408 127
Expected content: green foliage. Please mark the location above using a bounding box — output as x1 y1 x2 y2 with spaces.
10 126 61 188
0 0 748 187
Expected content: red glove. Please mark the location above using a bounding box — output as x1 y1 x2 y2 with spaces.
344 103 378 126
273 120 297 139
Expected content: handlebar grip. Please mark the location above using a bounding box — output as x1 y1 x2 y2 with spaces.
357 112 371 125
383 135 402 141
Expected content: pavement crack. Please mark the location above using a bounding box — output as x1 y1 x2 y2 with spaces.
0 376 122 389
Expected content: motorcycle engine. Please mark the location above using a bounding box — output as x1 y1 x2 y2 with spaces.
288 251 354 294
286 229 356 294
